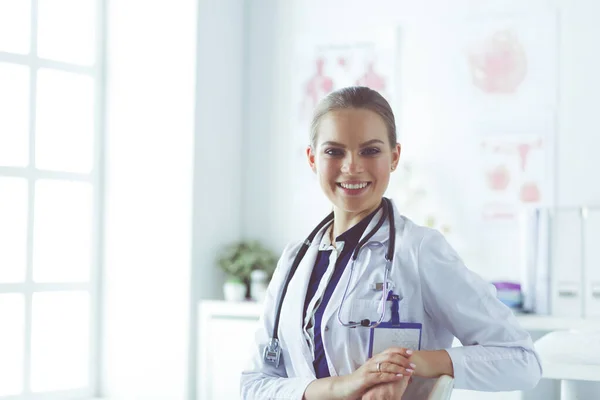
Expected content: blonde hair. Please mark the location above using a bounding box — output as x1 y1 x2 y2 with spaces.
309 86 397 148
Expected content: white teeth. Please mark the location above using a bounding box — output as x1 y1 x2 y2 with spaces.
340 182 368 190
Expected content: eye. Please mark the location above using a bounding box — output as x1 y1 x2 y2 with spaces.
324 148 344 156
361 147 381 156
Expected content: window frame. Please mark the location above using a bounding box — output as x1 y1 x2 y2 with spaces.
0 0 106 398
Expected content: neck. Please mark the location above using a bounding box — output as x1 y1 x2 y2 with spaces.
331 200 383 239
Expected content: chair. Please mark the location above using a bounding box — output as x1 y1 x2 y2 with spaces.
427 375 454 400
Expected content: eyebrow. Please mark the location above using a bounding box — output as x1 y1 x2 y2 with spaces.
320 139 385 148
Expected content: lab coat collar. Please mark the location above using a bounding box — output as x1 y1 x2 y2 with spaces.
313 198 397 250
359 202 390 246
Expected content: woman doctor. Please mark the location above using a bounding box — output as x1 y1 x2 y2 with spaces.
240 86 542 400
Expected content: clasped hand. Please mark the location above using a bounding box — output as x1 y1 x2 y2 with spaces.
338 347 414 400
360 348 453 400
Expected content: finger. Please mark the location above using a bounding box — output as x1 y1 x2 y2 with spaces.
398 375 411 393
380 353 416 370
371 372 405 385
376 362 415 376
383 347 414 357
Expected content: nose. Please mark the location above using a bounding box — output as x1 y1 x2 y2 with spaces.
341 154 364 174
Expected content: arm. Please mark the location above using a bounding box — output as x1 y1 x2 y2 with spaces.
418 230 542 391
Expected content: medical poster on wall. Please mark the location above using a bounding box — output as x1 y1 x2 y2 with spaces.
475 111 555 222
480 134 552 220
456 9 558 110
289 30 400 236
293 38 398 154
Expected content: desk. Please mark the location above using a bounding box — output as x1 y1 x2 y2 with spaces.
534 330 600 399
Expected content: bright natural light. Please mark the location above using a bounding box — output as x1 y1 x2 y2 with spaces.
0 62 30 168
30 291 90 392
35 68 94 173
0 177 28 283
0 0 30 54
0 0 100 398
32 180 93 283
0 294 25 397
37 0 96 65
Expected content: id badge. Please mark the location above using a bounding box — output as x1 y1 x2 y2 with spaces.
367 292 422 357
368 321 423 357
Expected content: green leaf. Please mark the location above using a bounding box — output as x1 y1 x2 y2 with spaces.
216 240 277 281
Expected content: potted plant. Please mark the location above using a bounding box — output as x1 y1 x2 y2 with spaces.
217 240 277 302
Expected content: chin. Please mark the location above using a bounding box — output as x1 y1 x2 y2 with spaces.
336 196 377 213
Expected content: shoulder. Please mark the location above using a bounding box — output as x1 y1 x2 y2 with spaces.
395 214 462 272
270 240 304 282
279 240 304 261
394 214 444 253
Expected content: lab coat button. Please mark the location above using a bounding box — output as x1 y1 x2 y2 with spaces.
325 325 329 331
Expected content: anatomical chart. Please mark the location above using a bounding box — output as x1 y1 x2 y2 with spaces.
480 133 552 220
294 42 396 151
465 9 558 221
460 10 557 109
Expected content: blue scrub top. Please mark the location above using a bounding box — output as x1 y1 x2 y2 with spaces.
302 209 378 378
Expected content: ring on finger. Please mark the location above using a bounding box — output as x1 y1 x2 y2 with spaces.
377 362 382 373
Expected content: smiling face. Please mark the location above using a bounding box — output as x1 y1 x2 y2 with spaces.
307 108 401 218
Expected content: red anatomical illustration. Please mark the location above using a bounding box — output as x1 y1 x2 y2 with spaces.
468 30 528 93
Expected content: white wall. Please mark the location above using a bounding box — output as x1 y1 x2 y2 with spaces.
242 0 297 250
104 0 245 398
102 0 197 399
556 0 600 206
190 0 245 398
244 0 600 280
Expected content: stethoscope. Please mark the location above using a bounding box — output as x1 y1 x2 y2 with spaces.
263 197 396 367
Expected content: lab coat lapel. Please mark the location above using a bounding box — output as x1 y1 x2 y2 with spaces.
349 199 406 297
347 206 391 288
280 243 320 377
363 206 389 245
321 253 360 335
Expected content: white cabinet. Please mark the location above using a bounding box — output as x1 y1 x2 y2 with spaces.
197 301 261 400
584 209 600 318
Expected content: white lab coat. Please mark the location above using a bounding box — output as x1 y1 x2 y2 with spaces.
240 201 542 399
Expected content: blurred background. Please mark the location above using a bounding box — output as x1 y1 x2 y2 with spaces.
1 0 599 399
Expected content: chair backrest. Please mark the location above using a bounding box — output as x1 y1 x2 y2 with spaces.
427 375 454 400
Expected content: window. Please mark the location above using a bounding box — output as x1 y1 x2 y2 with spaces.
0 0 103 398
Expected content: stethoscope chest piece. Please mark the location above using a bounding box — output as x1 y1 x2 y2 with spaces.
263 338 281 368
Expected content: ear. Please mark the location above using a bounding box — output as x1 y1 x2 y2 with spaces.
391 143 401 170
306 146 317 173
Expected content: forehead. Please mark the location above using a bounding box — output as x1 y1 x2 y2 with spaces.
316 108 388 146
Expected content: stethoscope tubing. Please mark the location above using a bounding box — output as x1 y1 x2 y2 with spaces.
270 197 396 341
